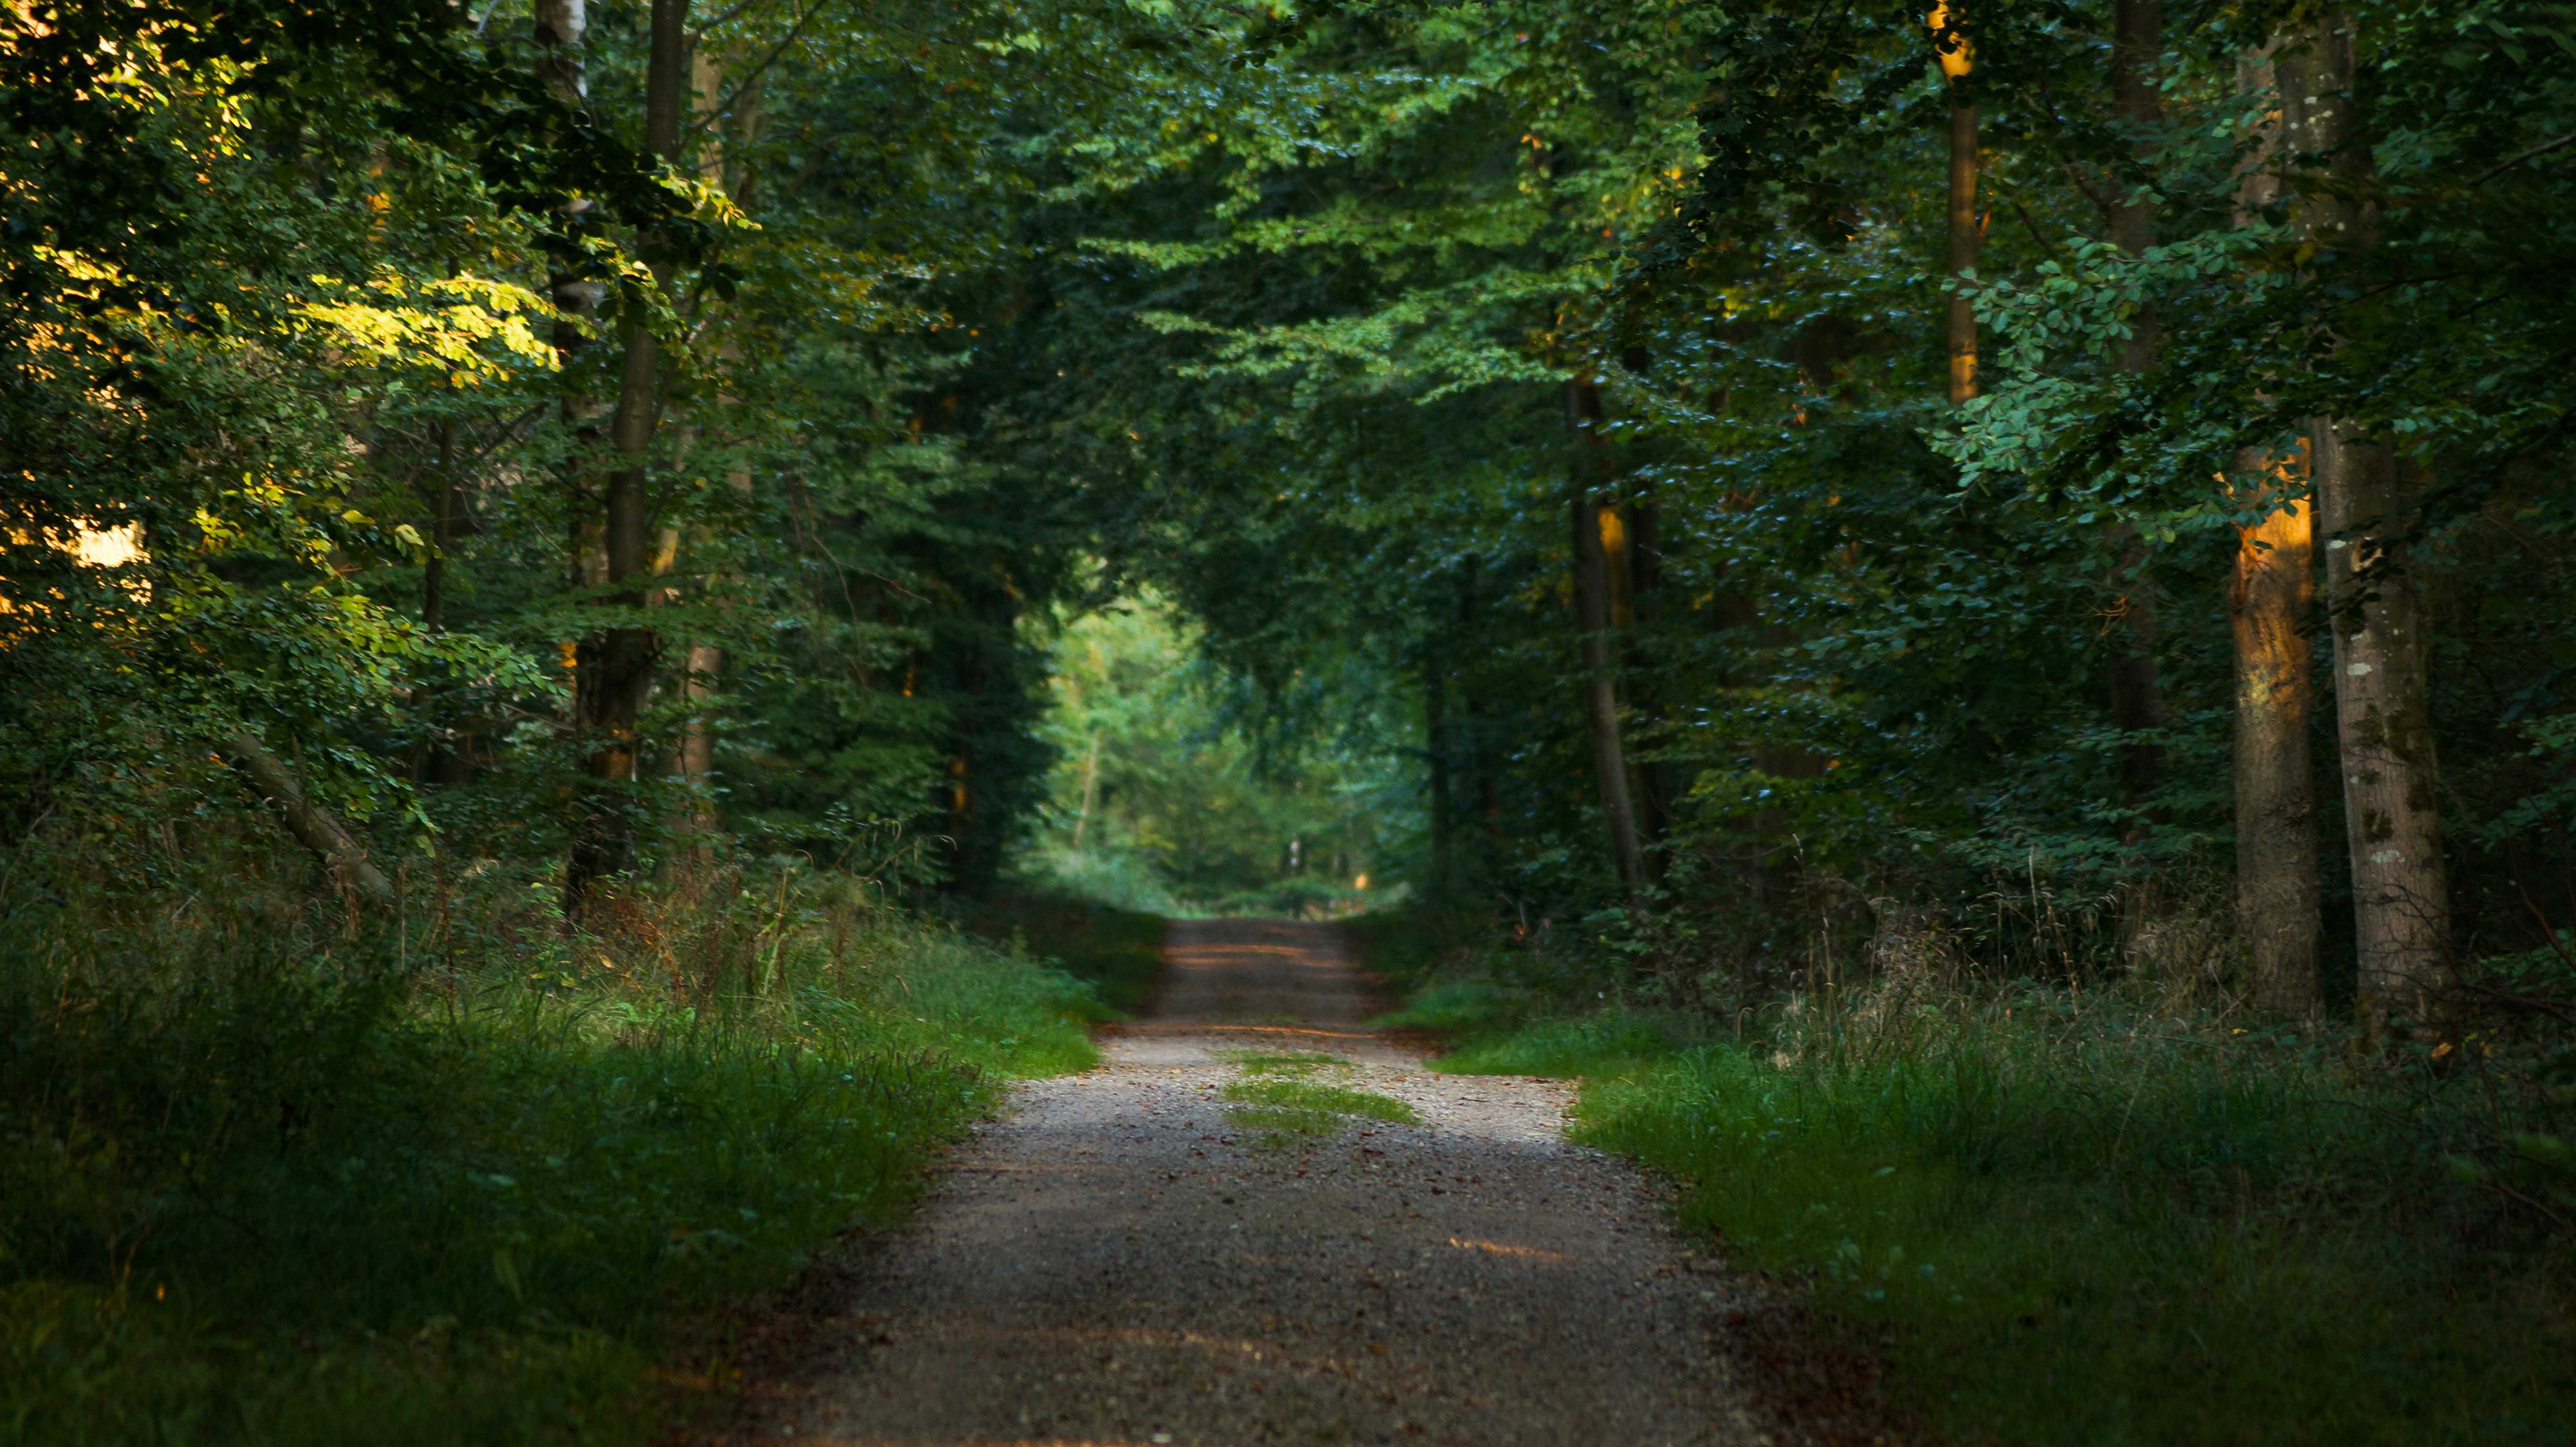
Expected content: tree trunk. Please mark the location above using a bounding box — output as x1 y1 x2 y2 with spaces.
1626 487 1677 878
227 727 392 903
666 47 747 856
1566 376 1647 900
2232 453 2322 1013
1458 565 1505 865
1426 653 1454 892
2105 0 2166 829
566 0 691 915
1931 2 1979 404
1072 732 1101 849
2227 50 2322 1015
2280 13 2453 1036
421 420 458 633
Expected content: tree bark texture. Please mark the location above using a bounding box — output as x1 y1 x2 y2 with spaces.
1945 100 1979 404
568 0 690 912
1566 376 1647 899
666 48 746 851
2280 15 2453 1033
1625 488 1677 874
2226 50 2322 1015
2104 0 2166 827
2231 455 2322 1013
1932 1 1979 405
1426 655 1454 891
227 728 392 902
2316 426 2451 1031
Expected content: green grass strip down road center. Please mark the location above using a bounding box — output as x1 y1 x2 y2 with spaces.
1218 1052 1420 1140
1 879 1151 1447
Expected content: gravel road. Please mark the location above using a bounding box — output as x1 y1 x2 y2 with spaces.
741 917 1773 1446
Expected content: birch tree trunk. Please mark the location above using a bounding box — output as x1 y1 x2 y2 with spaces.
2279 13 2453 1036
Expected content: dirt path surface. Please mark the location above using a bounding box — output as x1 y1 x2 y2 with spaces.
747 919 1771 1446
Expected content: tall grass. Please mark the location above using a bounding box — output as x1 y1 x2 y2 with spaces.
0 850 1111 1446
1379 905 2576 1445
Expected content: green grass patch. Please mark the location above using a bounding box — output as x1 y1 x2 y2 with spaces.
1 863 1105 1446
1216 1071 1422 1138
1428 1007 1701 1078
951 888 1166 1016
1425 984 2576 1446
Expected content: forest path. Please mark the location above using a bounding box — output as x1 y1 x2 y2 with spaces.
740 918 1771 1446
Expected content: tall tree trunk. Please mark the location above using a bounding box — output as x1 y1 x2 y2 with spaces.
2233 454 2322 1012
1566 376 1647 900
2279 13 2452 1038
421 420 458 633
2228 50 2322 1014
1458 566 1505 862
1426 653 1454 892
566 0 691 915
1072 733 1101 849
1626 485 1677 877
534 0 607 574
1931 2 1979 404
667 46 749 855
413 420 477 787
2105 0 2166 829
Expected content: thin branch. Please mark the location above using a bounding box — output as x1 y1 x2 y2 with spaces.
2513 876 2576 973
2059 160 2118 222
2472 132 2573 187
2456 981 2576 1030
689 0 827 139
688 0 770 43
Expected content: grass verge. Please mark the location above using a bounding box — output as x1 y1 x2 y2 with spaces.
1 860 1110 1446
1371 924 2576 1445
951 888 1167 1016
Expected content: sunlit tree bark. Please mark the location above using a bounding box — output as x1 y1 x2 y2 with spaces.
2227 52 2322 1014
2233 453 2322 1012
1931 2 1978 405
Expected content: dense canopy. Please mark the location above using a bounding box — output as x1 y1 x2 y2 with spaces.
10 1 2576 1440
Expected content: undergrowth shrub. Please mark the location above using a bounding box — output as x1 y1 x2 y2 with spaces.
0 845 1108 1446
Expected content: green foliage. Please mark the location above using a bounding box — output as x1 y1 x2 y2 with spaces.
1018 597 1405 914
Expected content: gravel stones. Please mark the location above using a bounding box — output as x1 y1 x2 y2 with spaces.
757 918 1774 1446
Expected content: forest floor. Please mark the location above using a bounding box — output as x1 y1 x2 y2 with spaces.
683 918 1793 1446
